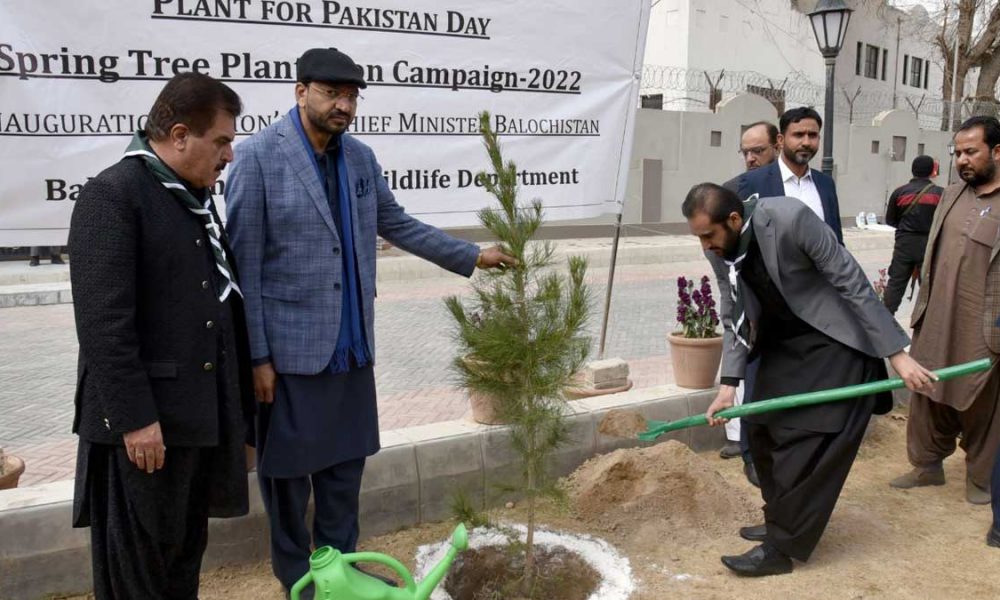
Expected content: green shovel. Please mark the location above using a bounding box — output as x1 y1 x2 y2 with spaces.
638 358 993 442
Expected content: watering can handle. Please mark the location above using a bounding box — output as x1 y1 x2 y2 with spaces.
344 552 418 592
289 571 313 600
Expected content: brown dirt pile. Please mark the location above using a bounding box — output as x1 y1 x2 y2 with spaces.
597 409 648 438
565 440 758 541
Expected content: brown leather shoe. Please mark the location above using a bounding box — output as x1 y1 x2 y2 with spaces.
966 476 991 505
889 465 945 489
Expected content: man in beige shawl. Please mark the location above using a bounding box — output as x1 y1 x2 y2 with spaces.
890 116 1000 504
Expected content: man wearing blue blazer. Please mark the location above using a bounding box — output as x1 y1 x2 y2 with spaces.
225 48 513 597
737 107 844 244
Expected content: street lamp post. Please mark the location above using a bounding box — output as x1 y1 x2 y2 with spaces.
808 0 854 177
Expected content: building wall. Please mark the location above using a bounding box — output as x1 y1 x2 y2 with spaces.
622 94 954 226
643 0 962 127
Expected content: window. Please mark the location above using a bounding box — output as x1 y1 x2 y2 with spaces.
918 143 925 155
856 42 863 75
871 140 880 154
865 44 880 79
902 55 909 85
882 49 888 81
924 60 930 90
892 136 907 162
710 130 722 147
910 57 924 88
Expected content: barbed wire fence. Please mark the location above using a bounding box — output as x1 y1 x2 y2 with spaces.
639 64 996 131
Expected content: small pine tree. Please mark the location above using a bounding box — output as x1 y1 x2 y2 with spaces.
445 111 591 596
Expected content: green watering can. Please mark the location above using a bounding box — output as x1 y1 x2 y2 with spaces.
290 523 469 600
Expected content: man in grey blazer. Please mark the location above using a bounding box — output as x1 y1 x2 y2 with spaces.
683 183 935 576
225 48 513 596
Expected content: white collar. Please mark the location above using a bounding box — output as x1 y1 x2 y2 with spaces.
778 154 812 183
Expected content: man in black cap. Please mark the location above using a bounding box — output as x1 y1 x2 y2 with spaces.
882 154 942 315
225 48 513 596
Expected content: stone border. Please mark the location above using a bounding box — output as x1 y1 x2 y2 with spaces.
0 383 723 600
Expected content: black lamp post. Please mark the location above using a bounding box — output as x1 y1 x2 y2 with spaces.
808 0 854 176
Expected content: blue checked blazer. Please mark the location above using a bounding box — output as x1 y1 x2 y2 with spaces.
225 115 479 375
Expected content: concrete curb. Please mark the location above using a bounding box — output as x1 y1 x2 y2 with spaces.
0 383 724 600
0 229 894 308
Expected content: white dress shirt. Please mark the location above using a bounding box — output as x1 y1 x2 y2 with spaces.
778 155 824 221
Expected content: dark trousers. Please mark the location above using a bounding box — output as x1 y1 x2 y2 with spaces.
739 359 760 464
83 443 210 600
258 457 366 590
992 438 1000 530
747 397 874 562
883 232 928 314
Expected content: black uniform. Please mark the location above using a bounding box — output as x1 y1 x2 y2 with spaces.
883 177 942 314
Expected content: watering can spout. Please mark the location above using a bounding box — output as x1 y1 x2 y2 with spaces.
414 523 469 600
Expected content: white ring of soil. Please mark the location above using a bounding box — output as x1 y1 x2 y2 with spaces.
414 523 635 600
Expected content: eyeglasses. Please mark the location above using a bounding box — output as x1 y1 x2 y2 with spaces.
738 146 773 158
309 84 363 104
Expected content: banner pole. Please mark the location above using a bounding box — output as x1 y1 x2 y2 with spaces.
597 210 624 360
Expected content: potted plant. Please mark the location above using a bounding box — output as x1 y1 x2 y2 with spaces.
0 447 25 491
444 111 591 596
668 275 723 389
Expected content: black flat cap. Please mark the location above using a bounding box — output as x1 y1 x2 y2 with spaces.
296 48 367 89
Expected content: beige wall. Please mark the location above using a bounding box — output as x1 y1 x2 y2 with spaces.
624 94 954 226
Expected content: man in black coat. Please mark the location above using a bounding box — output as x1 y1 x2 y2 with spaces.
69 73 255 600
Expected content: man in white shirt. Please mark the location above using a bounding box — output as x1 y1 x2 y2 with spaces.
738 107 843 243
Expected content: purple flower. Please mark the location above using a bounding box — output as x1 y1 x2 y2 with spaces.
678 276 688 289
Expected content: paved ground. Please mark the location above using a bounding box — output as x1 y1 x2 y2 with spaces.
0 237 910 487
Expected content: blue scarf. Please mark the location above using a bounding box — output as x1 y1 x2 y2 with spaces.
290 107 370 373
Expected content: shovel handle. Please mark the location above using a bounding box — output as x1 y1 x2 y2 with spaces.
638 358 992 441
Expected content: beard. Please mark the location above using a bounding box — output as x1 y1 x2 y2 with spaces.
721 222 741 259
784 146 816 166
960 160 997 187
305 103 351 136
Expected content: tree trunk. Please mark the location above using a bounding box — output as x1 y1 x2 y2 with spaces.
972 48 1000 118
523 432 537 596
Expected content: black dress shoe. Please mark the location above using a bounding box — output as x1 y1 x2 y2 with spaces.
987 526 1000 548
739 523 767 542
721 543 793 577
744 462 760 488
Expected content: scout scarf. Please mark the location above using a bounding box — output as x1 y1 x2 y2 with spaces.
123 131 242 302
724 195 758 350
290 107 370 373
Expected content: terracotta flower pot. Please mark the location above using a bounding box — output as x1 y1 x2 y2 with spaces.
461 356 507 425
0 455 25 490
668 332 723 389
469 390 506 425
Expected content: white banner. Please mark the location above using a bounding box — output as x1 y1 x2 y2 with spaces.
0 0 649 245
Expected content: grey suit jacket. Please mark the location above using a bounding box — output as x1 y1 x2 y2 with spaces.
225 114 479 375
707 197 910 381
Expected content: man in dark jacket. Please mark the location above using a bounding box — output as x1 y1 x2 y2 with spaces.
69 73 255 600
882 155 942 314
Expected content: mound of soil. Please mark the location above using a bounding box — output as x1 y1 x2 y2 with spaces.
565 440 758 540
444 545 600 600
597 410 647 438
